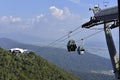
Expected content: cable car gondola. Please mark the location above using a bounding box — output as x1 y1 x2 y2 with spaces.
77 46 85 55
67 39 77 52
77 39 85 55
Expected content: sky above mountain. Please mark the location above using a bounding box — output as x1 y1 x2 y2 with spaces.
0 0 118 50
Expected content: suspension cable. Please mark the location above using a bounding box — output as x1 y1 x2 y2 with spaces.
48 34 68 46
59 28 102 42
60 29 86 42
47 25 83 46
49 30 104 48
47 25 104 47
76 30 103 42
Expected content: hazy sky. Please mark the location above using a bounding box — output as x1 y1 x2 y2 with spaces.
0 0 118 49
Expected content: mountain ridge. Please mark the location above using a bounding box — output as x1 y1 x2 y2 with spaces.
0 37 114 80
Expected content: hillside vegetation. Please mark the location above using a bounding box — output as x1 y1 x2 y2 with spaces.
0 48 80 80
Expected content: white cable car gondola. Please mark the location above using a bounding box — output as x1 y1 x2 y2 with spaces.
77 39 85 55
77 46 85 55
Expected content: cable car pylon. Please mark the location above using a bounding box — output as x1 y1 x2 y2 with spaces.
82 5 119 80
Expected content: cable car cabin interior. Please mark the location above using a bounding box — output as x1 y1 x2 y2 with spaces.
77 46 85 55
67 39 77 52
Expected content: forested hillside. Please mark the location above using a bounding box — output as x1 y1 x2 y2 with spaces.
0 38 114 80
0 48 80 80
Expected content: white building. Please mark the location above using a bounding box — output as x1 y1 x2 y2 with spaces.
9 48 28 54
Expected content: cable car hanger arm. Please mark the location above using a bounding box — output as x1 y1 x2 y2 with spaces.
82 5 119 28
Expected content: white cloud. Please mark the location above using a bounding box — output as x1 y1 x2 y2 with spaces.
32 14 44 24
49 6 64 20
69 0 80 4
49 6 75 20
0 16 9 22
9 16 22 23
0 12 83 38
0 14 45 29
0 16 29 31
0 16 22 23
36 14 44 22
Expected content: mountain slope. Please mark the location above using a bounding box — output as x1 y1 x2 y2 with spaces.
0 38 114 80
0 38 112 70
0 38 40 50
0 48 80 80
38 47 114 80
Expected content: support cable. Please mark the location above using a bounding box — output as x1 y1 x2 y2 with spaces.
47 26 104 47
76 30 103 42
47 25 83 46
